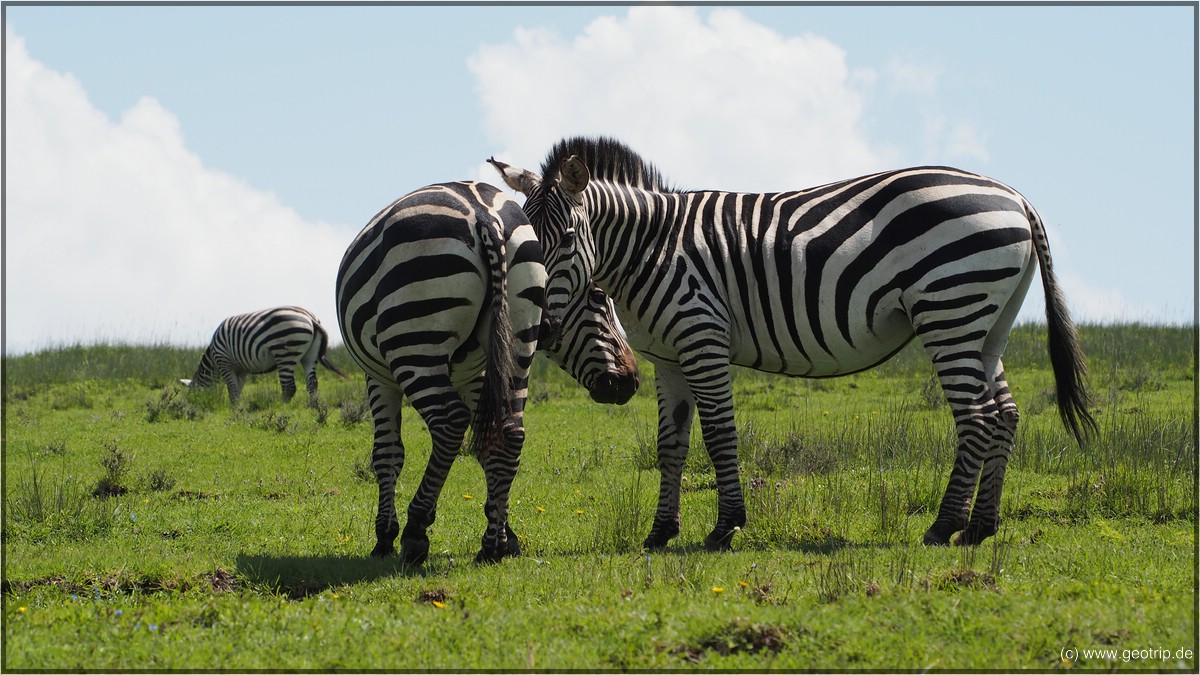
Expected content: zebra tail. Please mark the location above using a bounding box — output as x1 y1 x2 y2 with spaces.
315 322 350 380
1029 203 1098 444
467 217 516 459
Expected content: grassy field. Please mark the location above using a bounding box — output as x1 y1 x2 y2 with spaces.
3 324 1196 670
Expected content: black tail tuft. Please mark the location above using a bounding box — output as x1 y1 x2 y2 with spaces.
315 323 351 380
467 219 515 459
1031 205 1098 444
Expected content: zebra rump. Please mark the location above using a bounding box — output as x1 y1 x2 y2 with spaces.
336 180 637 564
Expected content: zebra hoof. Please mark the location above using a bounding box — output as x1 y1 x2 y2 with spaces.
475 533 520 564
922 525 954 546
642 522 679 551
370 542 395 558
505 529 521 558
703 528 737 552
399 538 430 566
954 522 998 547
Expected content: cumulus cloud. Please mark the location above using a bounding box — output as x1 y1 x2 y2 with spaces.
4 31 350 354
468 6 1178 327
469 6 894 192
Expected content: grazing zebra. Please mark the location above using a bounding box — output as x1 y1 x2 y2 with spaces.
336 181 638 564
182 306 348 406
490 136 1096 550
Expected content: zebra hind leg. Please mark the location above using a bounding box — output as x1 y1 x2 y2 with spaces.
277 365 298 402
475 417 524 564
367 378 405 557
957 364 1018 545
922 353 999 546
399 381 472 567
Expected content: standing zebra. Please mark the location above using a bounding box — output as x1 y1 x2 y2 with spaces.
490 136 1095 550
182 306 348 406
336 181 638 565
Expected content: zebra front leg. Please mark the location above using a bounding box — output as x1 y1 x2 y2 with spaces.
671 341 745 551
218 360 245 407
475 418 524 564
367 378 405 557
643 364 694 550
692 383 745 551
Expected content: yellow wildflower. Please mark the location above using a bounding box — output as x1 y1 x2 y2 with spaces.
711 586 725 594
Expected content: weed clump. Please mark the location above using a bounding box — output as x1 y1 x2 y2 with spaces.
675 618 791 663
146 386 205 422
6 464 115 542
338 398 371 426
93 440 133 498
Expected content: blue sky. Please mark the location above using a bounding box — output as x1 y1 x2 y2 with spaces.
4 3 1195 354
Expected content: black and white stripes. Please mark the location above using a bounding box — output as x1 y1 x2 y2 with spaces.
183 305 347 406
336 181 638 563
492 136 1095 550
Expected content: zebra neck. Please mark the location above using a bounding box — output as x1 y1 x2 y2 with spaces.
192 349 217 387
587 183 687 286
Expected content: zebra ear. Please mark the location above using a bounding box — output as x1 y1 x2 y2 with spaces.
560 156 590 195
487 157 541 196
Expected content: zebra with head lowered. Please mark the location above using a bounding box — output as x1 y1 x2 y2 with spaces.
490 136 1096 551
183 306 348 406
336 181 639 565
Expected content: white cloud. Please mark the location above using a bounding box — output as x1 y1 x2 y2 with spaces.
469 6 894 192
922 116 990 165
885 56 939 96
4 31 350 354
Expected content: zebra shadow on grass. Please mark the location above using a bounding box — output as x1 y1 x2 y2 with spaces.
235 551 443 600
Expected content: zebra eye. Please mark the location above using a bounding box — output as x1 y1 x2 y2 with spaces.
560 229 577 251
588 287 607 304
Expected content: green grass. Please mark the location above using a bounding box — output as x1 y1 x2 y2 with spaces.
2 324 1196 670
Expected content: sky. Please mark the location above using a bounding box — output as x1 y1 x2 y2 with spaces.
4 3 1196 355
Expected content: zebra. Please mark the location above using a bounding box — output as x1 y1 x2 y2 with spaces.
490 136 1096 550
182 306 348 406
336 180 639 565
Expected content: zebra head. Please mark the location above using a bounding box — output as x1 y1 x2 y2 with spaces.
544 282 639 405
489 155 597 344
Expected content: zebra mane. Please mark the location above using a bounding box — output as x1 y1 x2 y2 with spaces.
540 136 675 192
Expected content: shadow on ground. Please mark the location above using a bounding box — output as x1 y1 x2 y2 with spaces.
235 551 432 599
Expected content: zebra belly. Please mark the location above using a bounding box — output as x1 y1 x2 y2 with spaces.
728 306 915 378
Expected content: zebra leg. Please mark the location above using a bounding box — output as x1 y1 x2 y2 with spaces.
304 363 320 402
476 417 524 563
688 366 746 552
400 376 472 567
277 364 298 402
366 377 405 557
958 363 1018 545
643 363 694 550
299 337 322 402
922 352 1000 546
218 359 245 406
